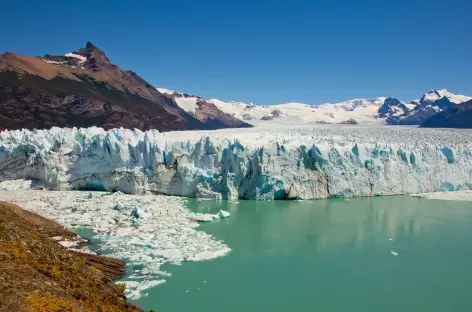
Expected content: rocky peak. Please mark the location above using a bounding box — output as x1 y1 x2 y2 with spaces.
421 88 445 103
85 41 95 49
378 97 408 118
72 42 111 70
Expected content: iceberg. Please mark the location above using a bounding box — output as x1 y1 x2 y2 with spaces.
1 126 472 200
219 210 231 218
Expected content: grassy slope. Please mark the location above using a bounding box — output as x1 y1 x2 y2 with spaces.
0 201 144 312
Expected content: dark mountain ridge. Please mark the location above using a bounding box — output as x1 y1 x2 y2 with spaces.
0 42 251 131
421 100 472 128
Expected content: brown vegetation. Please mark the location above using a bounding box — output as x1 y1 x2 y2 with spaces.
0 201 142 312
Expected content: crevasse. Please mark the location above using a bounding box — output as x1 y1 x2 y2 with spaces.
1 126 471 199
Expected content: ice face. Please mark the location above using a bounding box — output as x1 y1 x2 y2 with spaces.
0 190 230 300
1 126 472 200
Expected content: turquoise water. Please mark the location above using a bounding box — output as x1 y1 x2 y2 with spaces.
130 196 472 312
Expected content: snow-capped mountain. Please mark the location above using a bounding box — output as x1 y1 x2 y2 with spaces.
159 88 392 126
210 97 392 125
0 42 252 132
421 99 472 128
156 88 251 129
160 87 471 127
377 97 413 118
386 89 472 125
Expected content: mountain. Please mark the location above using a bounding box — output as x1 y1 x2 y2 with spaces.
158 90 405 125
0 42 249 131
202 97 391 125
192 89 469 127
156 88 251 129
421 99 472 128
377 97 412 118
386 89 472 125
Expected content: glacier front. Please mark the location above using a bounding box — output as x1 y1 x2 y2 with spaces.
1 125 471 200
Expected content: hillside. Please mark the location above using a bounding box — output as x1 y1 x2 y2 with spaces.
0 200 143 312
0 42 249 131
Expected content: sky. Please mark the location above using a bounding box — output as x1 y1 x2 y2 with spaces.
1 0 471 104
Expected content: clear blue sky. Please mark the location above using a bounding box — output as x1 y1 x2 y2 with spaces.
1 0 471 104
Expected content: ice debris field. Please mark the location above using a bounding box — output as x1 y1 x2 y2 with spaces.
413 190 472 201
1 125 472 200
0 190 231 300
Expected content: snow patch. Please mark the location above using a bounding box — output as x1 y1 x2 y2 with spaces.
44 59 67 65
157 88 175 95
64 52 87 64
173 97 199 114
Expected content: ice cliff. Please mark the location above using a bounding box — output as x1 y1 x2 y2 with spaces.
1 126 471 200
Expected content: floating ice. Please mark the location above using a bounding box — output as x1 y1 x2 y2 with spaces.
130 202 147 219
219 210 231 218
0 179 43 191
1 126 472 200
412 190 472 201
0 190 230 300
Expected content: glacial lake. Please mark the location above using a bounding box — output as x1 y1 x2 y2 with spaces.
129 196 472 311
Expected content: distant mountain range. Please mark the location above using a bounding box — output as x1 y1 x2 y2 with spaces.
158 88 472 127
0 42 471 131
0 42 250 131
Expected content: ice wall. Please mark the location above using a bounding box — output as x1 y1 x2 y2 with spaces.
1 126 471 199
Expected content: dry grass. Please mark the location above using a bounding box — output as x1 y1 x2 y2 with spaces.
0 201 143 312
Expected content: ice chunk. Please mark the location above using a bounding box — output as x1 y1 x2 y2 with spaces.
218 210 231 218
131 204 147 219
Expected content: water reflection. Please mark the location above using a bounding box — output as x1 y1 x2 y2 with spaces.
188 196 472 256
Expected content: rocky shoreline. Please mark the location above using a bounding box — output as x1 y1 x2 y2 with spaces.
0 201 144 312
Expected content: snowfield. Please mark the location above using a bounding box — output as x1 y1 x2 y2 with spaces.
210 98 388 125
1 125 472 200
158 87 472 126
0 190 231 300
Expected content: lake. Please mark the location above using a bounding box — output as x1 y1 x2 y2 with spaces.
131 195 472 311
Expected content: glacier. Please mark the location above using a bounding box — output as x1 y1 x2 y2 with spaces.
1 125 472 200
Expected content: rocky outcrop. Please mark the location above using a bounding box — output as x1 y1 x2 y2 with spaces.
378 97 409 118
158 90 251 129
340 118 358 125
194 100 251 128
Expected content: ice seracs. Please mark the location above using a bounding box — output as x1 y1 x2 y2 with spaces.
1 126 472 200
